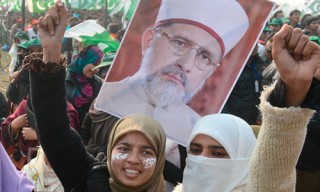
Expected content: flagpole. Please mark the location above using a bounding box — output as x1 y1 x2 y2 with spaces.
21 0 25 30
105 0 108 28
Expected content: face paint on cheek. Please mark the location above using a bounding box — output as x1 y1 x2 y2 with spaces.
112 153 128 160
143 158 157 169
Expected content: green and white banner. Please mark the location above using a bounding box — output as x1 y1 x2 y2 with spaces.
306 0 320 14
0 0 139 17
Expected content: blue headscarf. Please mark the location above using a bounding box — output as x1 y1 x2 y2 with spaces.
68 45 103 75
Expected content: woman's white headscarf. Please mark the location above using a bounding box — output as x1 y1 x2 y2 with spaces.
22 147 63 191
182 114 256 192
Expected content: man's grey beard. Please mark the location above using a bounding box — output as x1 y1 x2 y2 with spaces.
138 48 206 108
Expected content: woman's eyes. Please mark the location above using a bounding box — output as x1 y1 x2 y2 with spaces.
189 148 201 154
117 147 129 153
116 147 155 156
142 150 155 156
189 147 229 158
211 152 228 158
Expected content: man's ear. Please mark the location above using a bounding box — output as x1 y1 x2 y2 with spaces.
141 28 154 55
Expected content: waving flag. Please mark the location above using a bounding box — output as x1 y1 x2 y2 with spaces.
3 0 22 12
306 0 320 14
27 0 54 13
2 0 140 21
80 31 120 53
64 20 120 53
65 20 106 40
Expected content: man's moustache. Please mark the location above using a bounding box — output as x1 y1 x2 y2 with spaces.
161 67 188 87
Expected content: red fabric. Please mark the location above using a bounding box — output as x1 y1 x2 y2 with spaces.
1 98 80 154
66 100 81 132
1 99 29 150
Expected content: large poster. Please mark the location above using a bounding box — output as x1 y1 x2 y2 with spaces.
95 0 274 146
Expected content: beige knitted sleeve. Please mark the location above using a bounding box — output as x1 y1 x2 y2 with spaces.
247 83 315 192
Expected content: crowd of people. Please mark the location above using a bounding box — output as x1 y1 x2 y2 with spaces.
1 0 320 191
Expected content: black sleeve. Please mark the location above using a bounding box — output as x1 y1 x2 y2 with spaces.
29 67 94 190
269 78 320 109
268 79 287 107
163 160 183 185
163 145 187 185
301 78 320 133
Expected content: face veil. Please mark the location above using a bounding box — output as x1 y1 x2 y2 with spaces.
183 113 256 192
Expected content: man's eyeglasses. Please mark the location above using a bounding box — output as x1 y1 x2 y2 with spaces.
155 30 220 71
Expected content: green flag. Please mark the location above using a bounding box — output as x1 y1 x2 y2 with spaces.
8 0 22 12
307 0 320 14
80 31 120 53
27 0 54 13
108 0 125 15
70 0 105 10
124 0 139 20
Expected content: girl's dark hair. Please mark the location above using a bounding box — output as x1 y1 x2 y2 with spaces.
300 14 312 29
305 15 320 27
289 9 301 16
272 10 283 18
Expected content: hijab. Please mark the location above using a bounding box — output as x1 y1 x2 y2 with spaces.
106 114 166 192
182 114 256 192
22 147 64 191
68 45 103 75
66 45 103 109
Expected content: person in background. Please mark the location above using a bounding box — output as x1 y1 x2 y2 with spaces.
107 21 123 41
268 10 284 24
258 26 272 45
6 38 42 113
257 27 272 67
26 19 39 39
8 31 30 78
268 18 283 33
0 94 80 170
0 19 8 46
272 10 284 19
116 28 126 42
66 44 103 125
303 15 320 37
289 9 303 29
300 13 312 30
222 44 264 125
9 18 22 46
259 32 275 66
22 146 64 192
